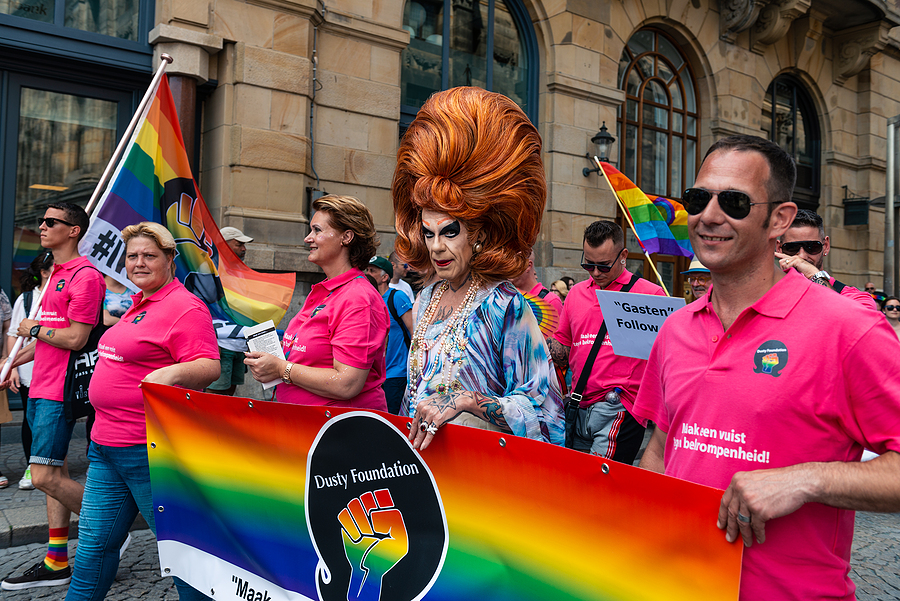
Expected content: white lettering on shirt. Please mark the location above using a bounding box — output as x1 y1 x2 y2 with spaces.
672 421 770 464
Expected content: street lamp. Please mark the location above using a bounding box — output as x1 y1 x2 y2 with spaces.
583 122 616 176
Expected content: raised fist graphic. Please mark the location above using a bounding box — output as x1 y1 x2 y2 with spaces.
337 489 409 601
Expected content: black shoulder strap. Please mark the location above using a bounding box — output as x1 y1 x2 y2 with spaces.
538 287 549 299
387 289 411 349
23 289 33 317
570 273 641 401
69 264 105 325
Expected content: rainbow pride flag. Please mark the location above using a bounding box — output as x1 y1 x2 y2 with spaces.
144 383 742 601
79 75 294 327
600 163 693 258
11 227 43 295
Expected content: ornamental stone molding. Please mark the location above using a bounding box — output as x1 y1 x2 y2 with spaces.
750 0 811 52
833 21 891 85
719 0 767 41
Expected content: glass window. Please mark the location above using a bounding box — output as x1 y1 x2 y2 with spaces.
618 28 699 200
2 0 141 41
761 75 820 210
400 0 536 122
12 87 118 292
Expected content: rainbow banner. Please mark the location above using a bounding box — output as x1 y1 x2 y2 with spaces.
11 227 43 295
78 75 294 327
600 163 693 258
144 383 742 601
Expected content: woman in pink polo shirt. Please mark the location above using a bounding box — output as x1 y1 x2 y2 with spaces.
245 195 389 410
67 222 219 601
393 87 565 450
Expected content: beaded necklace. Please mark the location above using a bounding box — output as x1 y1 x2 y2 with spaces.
409 274 482 394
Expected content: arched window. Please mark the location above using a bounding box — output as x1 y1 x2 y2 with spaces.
400 0 537 125
616 29 699 297
762 75 820 211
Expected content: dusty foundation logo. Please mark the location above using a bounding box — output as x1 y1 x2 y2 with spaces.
307 413 447 601
752 339 788 377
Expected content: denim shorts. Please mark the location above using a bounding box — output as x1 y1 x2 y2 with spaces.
27 397 75 467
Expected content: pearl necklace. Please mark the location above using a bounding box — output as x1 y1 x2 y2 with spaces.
409 275 482 394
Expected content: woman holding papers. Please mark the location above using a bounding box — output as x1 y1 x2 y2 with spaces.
392 87 564 450
245 194 389 410
67 222 218 601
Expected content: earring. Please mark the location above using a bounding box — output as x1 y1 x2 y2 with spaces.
620 259 626 265
473 242 483 254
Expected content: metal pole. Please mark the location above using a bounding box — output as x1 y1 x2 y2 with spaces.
887 118 897 296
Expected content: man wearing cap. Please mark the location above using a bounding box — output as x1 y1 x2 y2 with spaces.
682 257 711 303
366 256 413 415
388 251 415 303
209 226 254 395
775 209 877 310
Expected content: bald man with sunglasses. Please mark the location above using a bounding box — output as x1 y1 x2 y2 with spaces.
775 208 877 310
629 135 900 601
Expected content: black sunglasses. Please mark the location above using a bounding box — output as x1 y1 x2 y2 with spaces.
780 240 824 256
886 305 900 311
41 217 76 228
580 251 619 273
683 188 773 220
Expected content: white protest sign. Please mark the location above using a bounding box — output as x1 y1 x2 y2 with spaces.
595 291 686 360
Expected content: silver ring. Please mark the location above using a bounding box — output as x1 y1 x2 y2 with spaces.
425 423 439 435
737 512 751 524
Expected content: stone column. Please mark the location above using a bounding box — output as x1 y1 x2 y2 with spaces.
149 24 224 171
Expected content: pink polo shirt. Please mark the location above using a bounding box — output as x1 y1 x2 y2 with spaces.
831 278 879 311
526 283 563 336
278 268 388 410
89 279 218 446
30 256 105 402
553 269 664 407
631 269 900 601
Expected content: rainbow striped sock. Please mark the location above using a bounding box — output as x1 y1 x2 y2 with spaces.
43 527 68 570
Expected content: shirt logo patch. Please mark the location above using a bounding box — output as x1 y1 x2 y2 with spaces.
55 278 66 291
752 339 788 377
132 311 148 324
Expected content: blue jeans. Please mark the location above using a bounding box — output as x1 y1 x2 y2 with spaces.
27 397 74 466
66 442 210 601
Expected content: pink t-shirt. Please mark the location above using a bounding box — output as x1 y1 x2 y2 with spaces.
89 280 218 446
278 268 388 410
630 269 900 601
831 278 879 311
30 256 106 402
526 283 563 336
553 269 664 407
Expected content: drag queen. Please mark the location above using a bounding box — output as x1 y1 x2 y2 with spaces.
392 87 564 449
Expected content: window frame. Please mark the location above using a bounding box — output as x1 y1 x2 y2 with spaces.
399 0 539 128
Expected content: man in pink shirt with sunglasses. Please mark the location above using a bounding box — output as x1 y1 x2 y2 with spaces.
549 221 664 462
631 134 900 601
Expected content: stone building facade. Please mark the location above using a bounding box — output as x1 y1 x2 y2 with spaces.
2 0 899 298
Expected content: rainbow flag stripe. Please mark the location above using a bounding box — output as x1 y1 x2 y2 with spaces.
600 163 693 258
80 75 294 326
144 383 741 601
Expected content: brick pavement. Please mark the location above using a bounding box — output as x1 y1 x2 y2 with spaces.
1 411 899 599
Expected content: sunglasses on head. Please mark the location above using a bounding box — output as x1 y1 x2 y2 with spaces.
580 251 622 273
682 188 774 220
40 217 75 228
886 305 900 311
780 240 824 256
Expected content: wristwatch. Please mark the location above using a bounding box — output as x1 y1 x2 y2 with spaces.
282 362 293 384
811 270 830 281
29 325 41 338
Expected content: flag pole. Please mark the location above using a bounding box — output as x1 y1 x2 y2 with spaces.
0 54 174 383
85 53 173 215
595 156 671 297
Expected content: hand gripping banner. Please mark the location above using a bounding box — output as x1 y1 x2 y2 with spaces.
143 383 742 601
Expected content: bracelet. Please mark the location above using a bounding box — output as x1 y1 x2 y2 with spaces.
282 362 294 384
